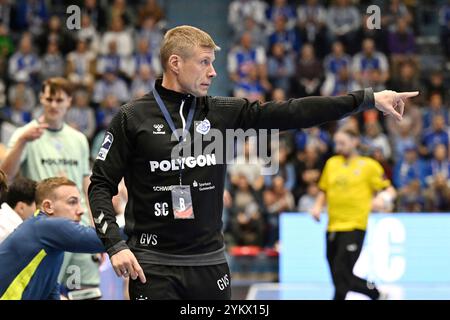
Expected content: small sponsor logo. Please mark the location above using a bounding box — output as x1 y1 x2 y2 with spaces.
97 132 113 161
196 118 211 135
153 124 166 135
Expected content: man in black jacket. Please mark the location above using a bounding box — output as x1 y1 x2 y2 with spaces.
88 25 418 300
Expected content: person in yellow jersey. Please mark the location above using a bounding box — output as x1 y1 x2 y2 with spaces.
310 128 396 300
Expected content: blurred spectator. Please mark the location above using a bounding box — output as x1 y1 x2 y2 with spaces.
293 145 324 201
297 182 321 213
382 0 413 31
0 0 11 32
371 146 393 181
293 43 323 96
271 87 286 102
326 0 361 55
82 0 107 32
0 24 13 77
321 65 359 96
228 0 267 35
263 175 295 246
387 101 422 144
40 40 65 80
424 70 448 104
264 143 296 192
228 138 266 192
294 127 331 155
228 32 268 86
388 18 417 77
389 60 420 93
419 115 449 158
76 13 101 54
135 16 164 55
422 92 449 130
352 38 389 87
131 64 155 98
357 13 389 55
422 144 450 188
96 94 120 131
66 89 96 140
8 33 41 88
96 40 128 79
127 38 162 80
267 43 295 93
323 41 352 76
2 95 31 126
11 0 48 36
229 174 264 246
397 179 424 212
440 0 450 58
266 0 296 31
100 16 134 58
106 0 135 28
423 174 450 212
66 39 97 92
7 80 36 112
36 15 75 56
92 70 129 106
233 62 267 102
296 0 328 58
234 17 267 49
361 121 392 160
138 0 165 26
268 14 301 55
390 116 417 161
393 144 424 189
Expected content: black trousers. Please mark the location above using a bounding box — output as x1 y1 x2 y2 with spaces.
129 263 231 300
326 230 380 300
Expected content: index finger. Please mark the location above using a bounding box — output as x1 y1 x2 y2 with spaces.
132 258 147 284
397 91 419 99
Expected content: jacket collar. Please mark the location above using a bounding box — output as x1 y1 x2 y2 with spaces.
154 78 196 104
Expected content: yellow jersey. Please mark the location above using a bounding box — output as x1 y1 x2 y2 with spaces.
318 155 390 232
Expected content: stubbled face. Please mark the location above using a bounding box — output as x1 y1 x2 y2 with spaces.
40 87 72 125
176 46 217 97
46 186 84 223
334 132 358 157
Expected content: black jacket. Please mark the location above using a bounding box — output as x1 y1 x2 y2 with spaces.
88 79 374 264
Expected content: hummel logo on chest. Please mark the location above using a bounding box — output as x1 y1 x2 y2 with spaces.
153 124 166 135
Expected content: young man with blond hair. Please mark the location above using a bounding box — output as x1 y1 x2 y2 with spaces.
89 25 418 300
0 177 105 300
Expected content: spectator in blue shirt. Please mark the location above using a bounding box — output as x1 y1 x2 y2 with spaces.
393 144 425 189
268 15 301 55
422 143 450 187
267 42 295 93
422 92 449 130
420 115 449 158
323 41 352 76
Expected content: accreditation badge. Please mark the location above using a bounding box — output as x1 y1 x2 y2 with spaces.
171 185 194 219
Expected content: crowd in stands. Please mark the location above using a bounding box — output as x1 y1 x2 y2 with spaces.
0 0 448 253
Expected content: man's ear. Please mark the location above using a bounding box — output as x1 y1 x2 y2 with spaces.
14 202 24 215
167 54 181 74
42 199 54 215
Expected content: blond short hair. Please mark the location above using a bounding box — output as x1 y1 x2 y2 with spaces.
35 177 77 206
160 25 220 71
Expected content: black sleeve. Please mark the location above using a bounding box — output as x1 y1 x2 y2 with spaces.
88 107 134 257
213 88 375 130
